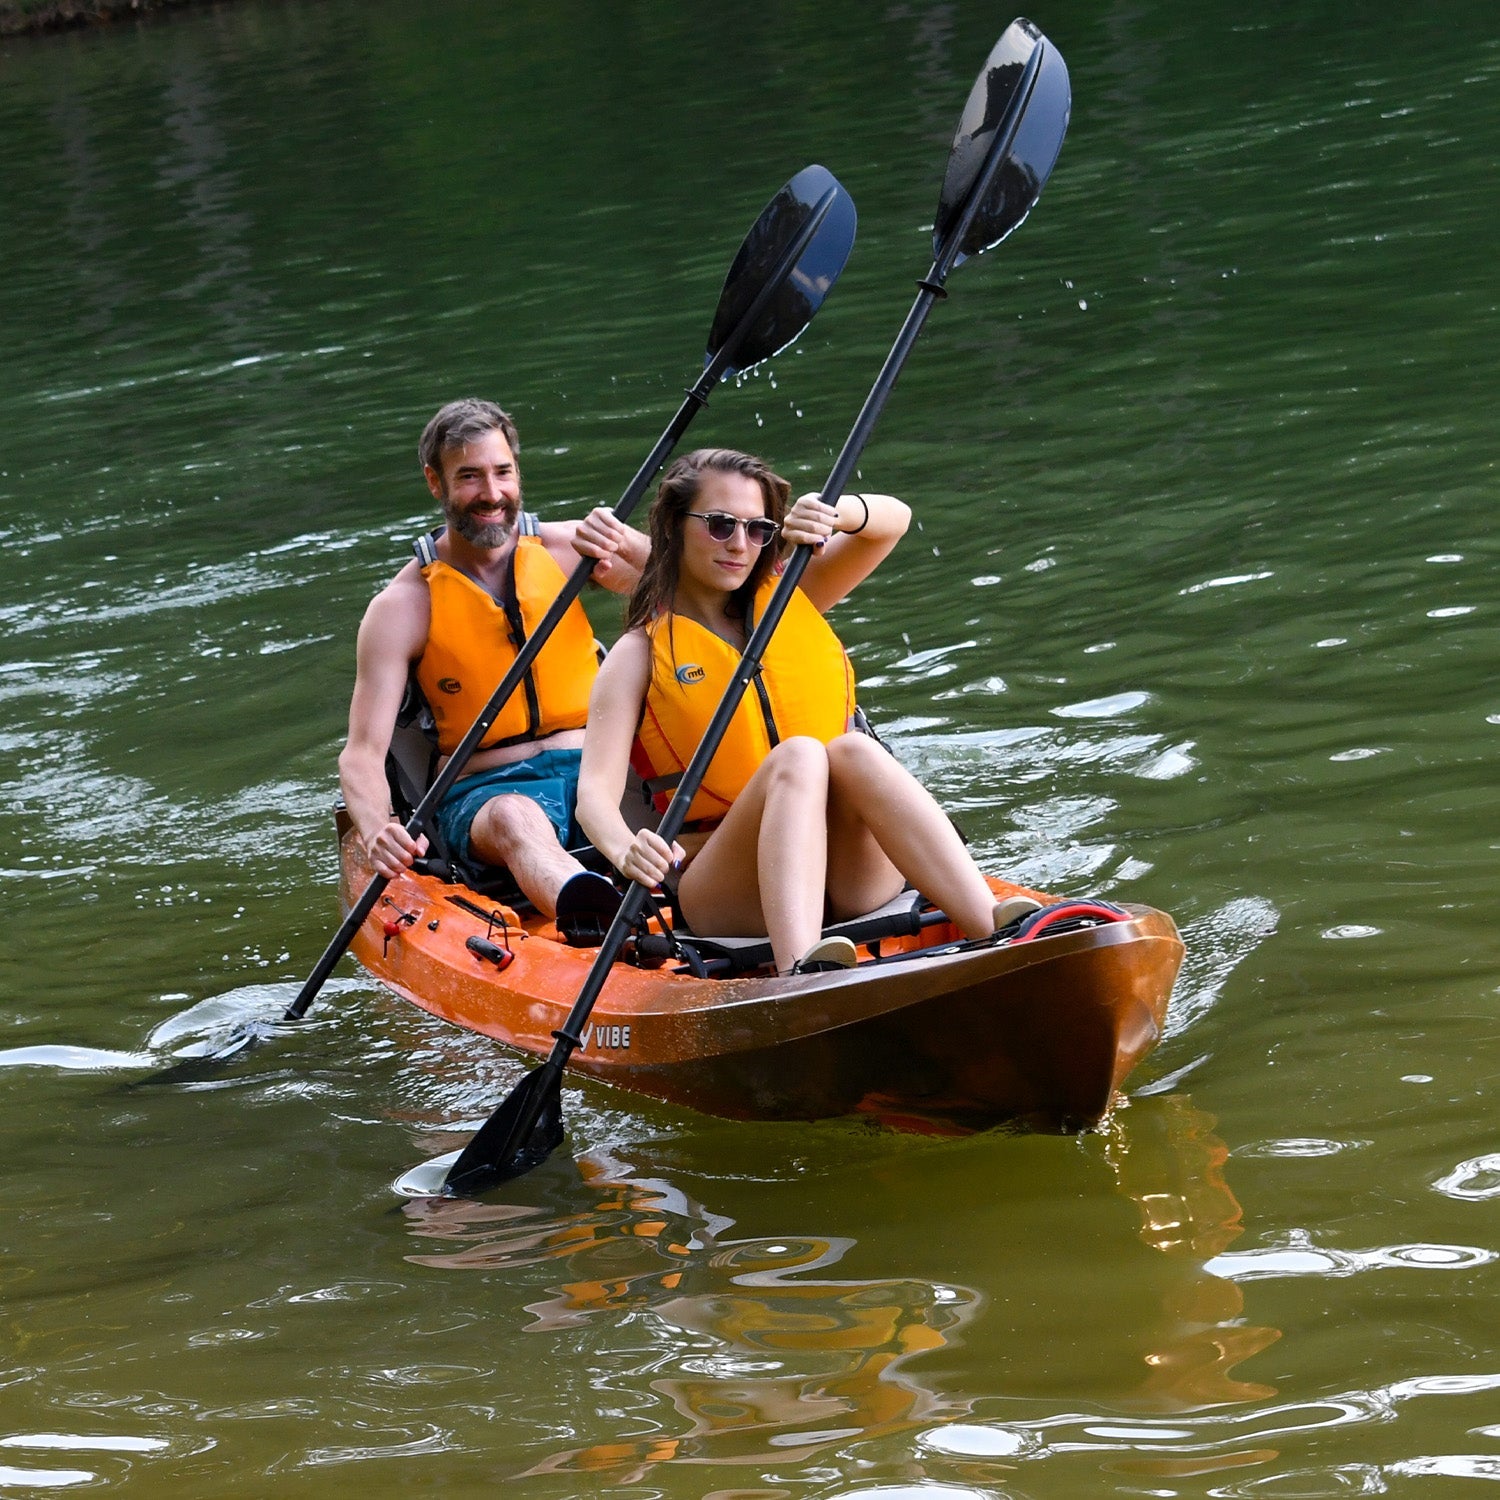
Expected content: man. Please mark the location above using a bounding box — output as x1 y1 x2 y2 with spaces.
338 398 648 918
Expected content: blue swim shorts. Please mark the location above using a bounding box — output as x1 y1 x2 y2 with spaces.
432 748 583 866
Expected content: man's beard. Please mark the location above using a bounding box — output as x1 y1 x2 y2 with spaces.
445 498 518 548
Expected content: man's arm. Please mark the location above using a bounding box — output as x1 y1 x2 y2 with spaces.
337 575 431 878
539 508 649 596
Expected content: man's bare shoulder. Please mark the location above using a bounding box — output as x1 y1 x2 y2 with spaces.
369 557 427 604
358 560 430 655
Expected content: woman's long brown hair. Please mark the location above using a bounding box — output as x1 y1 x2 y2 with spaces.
623 448 791 634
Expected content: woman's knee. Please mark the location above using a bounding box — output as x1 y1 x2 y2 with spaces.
827 730 893 781
761 735 830 791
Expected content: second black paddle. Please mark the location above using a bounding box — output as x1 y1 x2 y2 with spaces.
443 18 1071 1195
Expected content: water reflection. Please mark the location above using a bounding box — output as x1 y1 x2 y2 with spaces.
400 1094 1271 1479
404 1150 976 1476
1100 1096 1280 1412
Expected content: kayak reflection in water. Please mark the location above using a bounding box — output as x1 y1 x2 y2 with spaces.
577 447 1026 977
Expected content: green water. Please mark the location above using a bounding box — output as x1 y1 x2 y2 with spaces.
1 1 1496 1494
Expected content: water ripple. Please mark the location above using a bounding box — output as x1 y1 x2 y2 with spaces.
1205 1228 1495 1281
1051 690 1152 720
0 1044 155 1073
294 1425 458 1467
1167 896 1280 1037
0 1432 201 1492
1180 570 1275 595
1235 1138 1368 1160
0 1435 169 1454
1433 1154 1500 1201
915 1366 1500 1483
0 1463 95 1489
831 1487 991 1500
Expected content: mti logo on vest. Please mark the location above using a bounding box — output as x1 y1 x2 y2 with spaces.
675 664 706 685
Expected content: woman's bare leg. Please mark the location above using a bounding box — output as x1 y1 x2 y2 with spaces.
675 737 831 974
824 733 996 937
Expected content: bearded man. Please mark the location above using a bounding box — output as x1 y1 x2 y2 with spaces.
338 398 647 918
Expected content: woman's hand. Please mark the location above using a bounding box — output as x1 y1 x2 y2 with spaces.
572 506 629 577
790 491 909 613
782 492 841 550
615 829 687 889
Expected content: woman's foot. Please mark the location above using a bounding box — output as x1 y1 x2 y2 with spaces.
788 935 858 974
992 895 1043 934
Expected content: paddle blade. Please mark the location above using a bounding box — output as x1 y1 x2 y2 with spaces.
706 164 857 378
934 18 1071 266
441 1063 564 1195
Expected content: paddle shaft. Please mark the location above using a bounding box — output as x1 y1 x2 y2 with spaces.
284 187 841 1023
510 54 1047 1111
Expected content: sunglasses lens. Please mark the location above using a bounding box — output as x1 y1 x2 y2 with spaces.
693 512 778 546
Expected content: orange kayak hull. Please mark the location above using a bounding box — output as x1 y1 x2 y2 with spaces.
341 831 1183 1130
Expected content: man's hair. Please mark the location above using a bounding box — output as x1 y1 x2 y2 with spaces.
417 399 520 480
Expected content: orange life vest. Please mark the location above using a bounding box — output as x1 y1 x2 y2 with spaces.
632 578 856 825
413 520 597 755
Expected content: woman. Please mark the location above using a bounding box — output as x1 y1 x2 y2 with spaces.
577 448 1028 975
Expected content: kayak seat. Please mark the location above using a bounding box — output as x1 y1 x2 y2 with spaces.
647 888 933 977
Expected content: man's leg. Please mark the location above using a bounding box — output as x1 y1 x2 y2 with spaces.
468 793 583 918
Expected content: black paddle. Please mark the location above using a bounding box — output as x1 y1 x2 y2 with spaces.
442 18 1070 1195
188 166 856 1067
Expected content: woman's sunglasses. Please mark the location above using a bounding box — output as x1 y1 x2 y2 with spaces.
686 511 780 548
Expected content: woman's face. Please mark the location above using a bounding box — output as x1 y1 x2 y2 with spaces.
677 469 771 596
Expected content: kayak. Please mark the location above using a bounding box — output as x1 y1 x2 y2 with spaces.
337 813 1184 1131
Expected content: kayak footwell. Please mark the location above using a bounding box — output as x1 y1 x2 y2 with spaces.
340 830 1183 1131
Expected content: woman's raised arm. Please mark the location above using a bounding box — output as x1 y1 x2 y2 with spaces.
782 490 911 613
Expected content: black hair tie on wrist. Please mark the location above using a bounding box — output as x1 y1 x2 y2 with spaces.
845 493 870 535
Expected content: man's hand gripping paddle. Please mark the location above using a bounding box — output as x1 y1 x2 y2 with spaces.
443 18 1071 1195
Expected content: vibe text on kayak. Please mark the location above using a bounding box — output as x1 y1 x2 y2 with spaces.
580 1023 631 1050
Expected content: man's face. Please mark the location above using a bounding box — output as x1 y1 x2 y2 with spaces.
426 428 523 548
